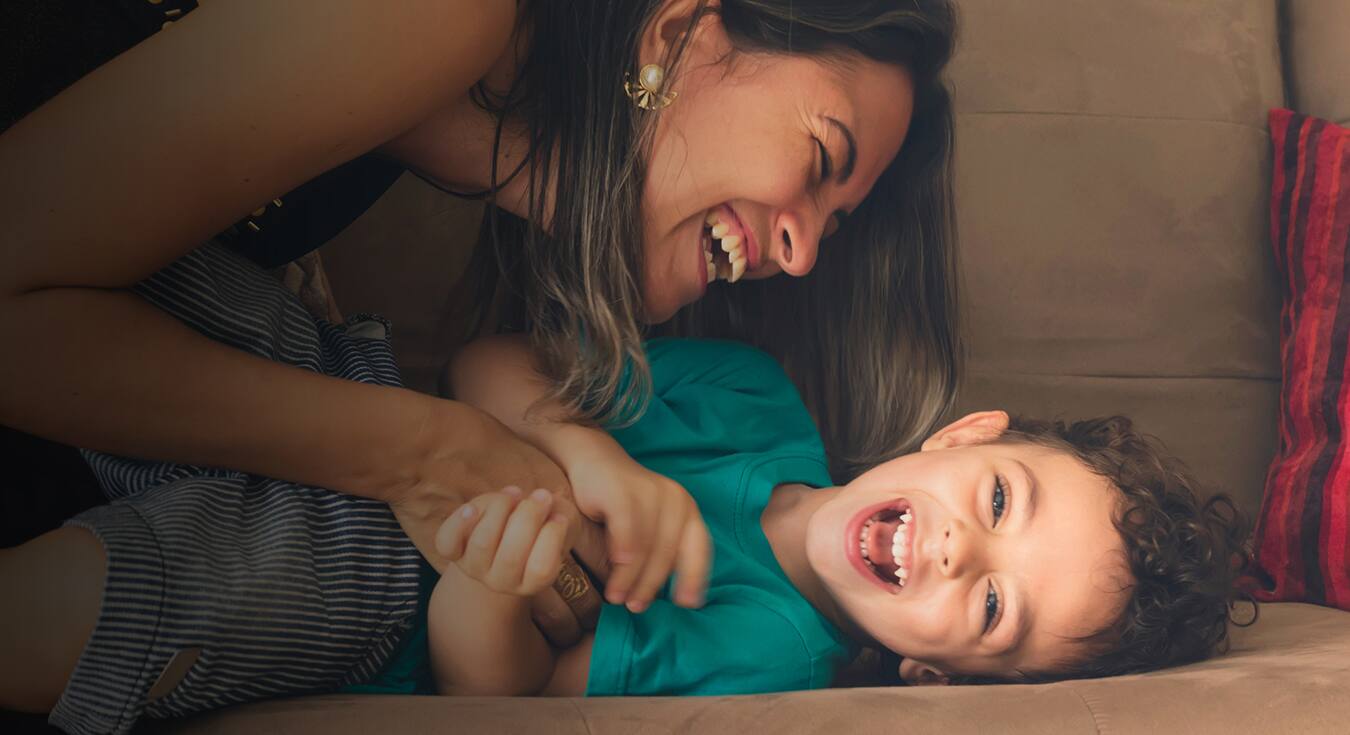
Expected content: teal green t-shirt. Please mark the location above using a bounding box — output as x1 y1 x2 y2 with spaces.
357 338 853 695
585 338 853 695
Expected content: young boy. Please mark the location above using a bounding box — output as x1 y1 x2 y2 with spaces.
423 334 1251 695
0 245 1249 732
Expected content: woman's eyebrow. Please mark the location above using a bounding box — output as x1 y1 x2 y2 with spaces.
825 117 857 183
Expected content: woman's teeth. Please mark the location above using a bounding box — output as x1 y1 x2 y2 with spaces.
704 209 747 283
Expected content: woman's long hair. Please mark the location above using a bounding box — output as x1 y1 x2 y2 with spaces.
456 0 961 482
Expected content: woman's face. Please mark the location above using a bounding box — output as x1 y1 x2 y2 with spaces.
637 11 915 322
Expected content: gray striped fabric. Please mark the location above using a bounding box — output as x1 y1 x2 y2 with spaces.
49 244 424 735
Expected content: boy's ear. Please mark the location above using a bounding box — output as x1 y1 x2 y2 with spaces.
920 410 1010 452
898 658 951 686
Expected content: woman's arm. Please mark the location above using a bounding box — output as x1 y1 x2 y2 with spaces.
0 1 516 499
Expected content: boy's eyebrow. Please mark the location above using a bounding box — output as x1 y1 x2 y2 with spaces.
1018 459 1039 527
1002 460 1039 658
825 117 858 184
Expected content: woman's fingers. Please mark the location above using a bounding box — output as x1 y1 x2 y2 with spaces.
673 515 713 608
528 586 584 648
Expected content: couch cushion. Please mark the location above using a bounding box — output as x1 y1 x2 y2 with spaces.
1285 0 1350 125
156 603 1350 735
949 0 1285 513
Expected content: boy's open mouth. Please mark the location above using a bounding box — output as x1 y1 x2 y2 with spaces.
859 501 914 588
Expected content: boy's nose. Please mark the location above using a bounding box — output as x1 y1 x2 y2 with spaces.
927 519 979 579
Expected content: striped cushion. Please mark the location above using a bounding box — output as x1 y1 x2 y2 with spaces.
1250 109 1350 609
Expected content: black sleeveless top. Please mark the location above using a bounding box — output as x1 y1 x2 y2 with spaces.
1 0 406 267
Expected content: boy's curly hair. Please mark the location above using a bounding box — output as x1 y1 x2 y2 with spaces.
965 414 1256 683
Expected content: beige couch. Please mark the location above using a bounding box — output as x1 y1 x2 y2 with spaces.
163 1 1350 732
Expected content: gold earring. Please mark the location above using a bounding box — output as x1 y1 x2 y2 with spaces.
624 63 677 110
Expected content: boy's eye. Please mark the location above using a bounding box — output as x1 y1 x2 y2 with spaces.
983 583 1001 633
991 476 1007 526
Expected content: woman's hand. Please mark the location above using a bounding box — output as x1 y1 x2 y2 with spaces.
568 444 712 613
385 400 576 570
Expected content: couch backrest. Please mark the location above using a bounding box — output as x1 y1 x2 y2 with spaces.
1285 0 1350 125
948 0 1287 514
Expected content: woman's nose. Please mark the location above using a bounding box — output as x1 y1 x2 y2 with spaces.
772 211 821 277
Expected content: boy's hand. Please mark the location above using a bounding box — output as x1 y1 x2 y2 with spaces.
570 454 712 614
435 486 572 597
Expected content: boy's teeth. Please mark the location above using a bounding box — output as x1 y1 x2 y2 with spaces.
891 521 909 582
720 235 741 254
706 209 720 226
901 511 912 524
711 222 731 238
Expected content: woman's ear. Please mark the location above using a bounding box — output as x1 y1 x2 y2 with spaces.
920 410 1010 452
897 657 951 686
638 0 724 69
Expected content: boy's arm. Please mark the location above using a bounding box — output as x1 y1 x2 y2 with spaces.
428 560 555 696
449 336 712 613
448 335 625 479
428 488 571 696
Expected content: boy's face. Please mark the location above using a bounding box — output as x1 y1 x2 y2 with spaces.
804 412 1130 682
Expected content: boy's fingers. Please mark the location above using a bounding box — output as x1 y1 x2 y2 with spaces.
625 503 688 612
461 493 516 578
435 503 480 563
486 489 553 589
522 513 571 593
597 495 644 605
673 516 713 608
598 492 641 565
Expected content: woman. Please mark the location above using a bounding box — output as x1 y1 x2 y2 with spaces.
0 0 958 720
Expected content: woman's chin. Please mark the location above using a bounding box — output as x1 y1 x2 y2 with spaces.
641 291 693 324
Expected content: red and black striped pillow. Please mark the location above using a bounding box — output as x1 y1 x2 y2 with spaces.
1249 109 1350 609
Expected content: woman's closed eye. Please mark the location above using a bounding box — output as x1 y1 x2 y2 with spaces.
816 138 833 183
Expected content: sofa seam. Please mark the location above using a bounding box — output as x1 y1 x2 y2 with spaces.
957 109 1267 133
569 698 599 735
1069 686 1108 735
